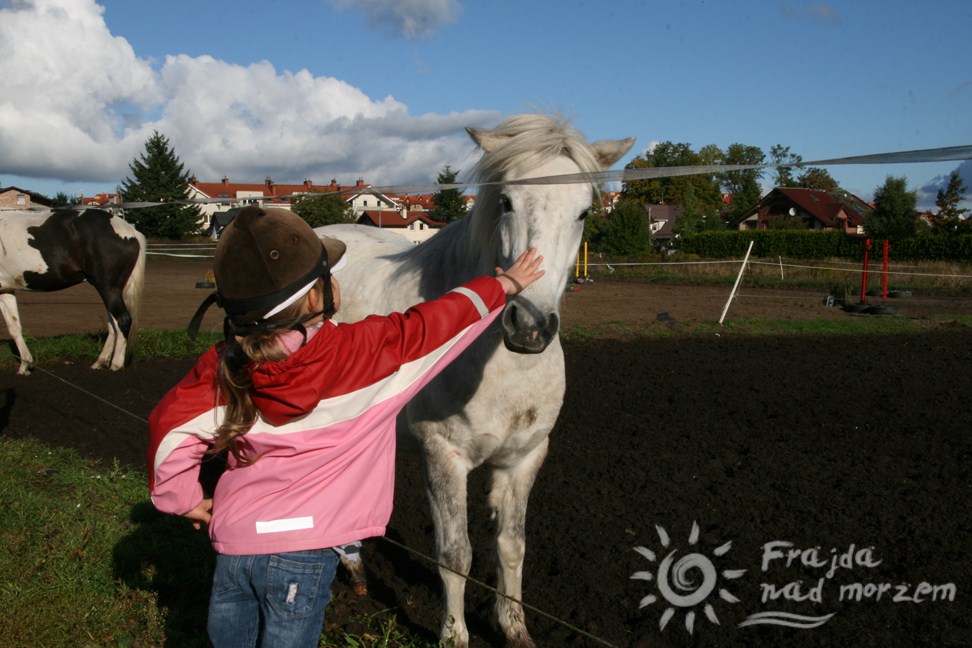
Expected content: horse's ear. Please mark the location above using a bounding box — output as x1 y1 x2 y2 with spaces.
466 126 504 153
591 137 636 169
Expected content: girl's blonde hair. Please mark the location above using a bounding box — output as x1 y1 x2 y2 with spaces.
209 278 325 464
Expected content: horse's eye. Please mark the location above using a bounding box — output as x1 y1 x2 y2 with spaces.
579 209 590 222
499 195 513 214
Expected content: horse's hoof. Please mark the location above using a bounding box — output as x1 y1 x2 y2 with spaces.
352 579 368 596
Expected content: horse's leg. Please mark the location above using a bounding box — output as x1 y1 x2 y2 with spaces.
0 292 34 375
489 437 548 648
422 433 474 647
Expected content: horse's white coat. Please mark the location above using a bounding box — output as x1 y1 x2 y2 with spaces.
319 114 633 647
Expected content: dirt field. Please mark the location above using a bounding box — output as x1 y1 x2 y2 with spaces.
2 256 970 647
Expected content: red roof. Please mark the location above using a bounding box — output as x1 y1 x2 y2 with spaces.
750 187 870 228
356 209 446 229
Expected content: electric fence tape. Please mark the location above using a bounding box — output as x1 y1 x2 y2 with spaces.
82 143 972 210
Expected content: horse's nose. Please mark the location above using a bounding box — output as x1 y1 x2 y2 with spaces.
501 302 559 354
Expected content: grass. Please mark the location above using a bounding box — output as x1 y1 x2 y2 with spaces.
1 329 222 370
0 436 430 647
0 438 171 646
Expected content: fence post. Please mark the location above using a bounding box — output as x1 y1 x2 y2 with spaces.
720 240 755 324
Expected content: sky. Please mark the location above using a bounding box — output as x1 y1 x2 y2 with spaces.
1 0 970 210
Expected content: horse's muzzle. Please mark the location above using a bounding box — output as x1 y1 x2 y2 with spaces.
501 300 560 354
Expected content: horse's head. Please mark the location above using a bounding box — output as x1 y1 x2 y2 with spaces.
466 114 634 354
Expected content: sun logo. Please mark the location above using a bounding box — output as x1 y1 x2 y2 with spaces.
632 521 746 634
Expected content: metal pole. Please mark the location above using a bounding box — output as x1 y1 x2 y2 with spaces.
861 239 871 305
882 239 889 302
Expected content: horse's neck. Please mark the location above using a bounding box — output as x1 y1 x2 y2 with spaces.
411 218 493 292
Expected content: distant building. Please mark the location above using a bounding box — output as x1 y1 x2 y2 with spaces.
0 185 53 210
189 177 465 243
736 187 869 234
645 204 683 244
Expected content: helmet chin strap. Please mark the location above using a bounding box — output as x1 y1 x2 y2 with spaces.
187 268 336 342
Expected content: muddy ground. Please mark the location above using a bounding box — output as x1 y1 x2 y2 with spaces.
1 256 970 647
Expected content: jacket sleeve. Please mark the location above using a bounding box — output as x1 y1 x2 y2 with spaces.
147 347 220 515
254 276 507 424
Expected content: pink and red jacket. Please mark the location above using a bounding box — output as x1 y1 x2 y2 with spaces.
148 276 505 556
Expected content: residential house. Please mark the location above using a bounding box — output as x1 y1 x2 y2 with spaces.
645 204 683 245
81 193 123 214
189 177 327 231
355 207 447 244
0 185 54 210
736 187 869 234
189 177 459 243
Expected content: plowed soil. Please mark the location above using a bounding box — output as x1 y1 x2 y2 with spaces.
1 256 970 647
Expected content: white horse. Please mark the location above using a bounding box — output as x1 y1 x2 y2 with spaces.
319 113 633 647
0 208 145 374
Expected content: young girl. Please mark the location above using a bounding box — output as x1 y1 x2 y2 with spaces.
147 206 544 647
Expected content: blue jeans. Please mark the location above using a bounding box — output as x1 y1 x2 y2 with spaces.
207 548 340 648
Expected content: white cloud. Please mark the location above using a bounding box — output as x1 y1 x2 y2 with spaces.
329 0 462 40
0 0 494 191
0 0 161 181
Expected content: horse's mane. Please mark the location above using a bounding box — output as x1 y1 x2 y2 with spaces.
403 113 601 294
470 113 603 183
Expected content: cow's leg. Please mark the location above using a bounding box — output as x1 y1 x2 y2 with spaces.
93 315 119 370
91 287 131 370
488 437 548 648
423 433 473 648
0 293 34 375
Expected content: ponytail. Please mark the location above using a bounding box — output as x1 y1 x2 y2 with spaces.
208 277 326 464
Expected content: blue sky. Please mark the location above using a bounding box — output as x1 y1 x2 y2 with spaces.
1 0 970 209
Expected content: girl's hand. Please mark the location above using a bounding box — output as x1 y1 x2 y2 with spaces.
495 248 545 296
184 498 213 531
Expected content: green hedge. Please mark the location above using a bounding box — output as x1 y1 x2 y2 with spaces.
678 231 972 261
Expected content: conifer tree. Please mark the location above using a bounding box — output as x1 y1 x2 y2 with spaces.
866 176 918 241
430 166 467 223
120 131 202 239
933 171 970 234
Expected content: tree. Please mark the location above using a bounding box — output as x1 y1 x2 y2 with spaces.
621 141 723 217
291 192 355 228
582 194 609 245
50 192 81 206
430 165 467 223
671 184 725 235
600 199 651 255
720 143 765 223
119 131 202 239
769 144 803 187
866 176 918 240
796 167 841 192
932 171 970 234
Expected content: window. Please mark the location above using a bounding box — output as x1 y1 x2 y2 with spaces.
17 193 26 205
